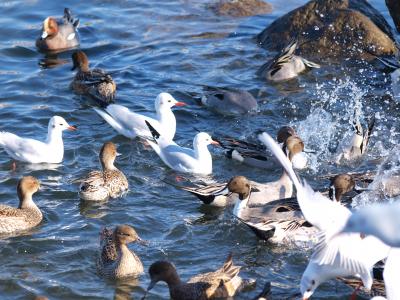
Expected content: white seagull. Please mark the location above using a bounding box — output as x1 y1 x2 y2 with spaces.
93 92 186 139
0 116 76 164
144 120 219 175
259 132 391 300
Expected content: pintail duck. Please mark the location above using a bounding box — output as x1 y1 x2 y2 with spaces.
0 116 76 164
335 114 375 163
168 135 306 206
217 126 308 170
257 39 320 82
36 8 80 52
94 93 186 140
144 121 219 175
97 225 144 279
143 253 251 300
71 51 116 106
0 176 42 235
79 142 128 201
200 86 258 115
328 174 356 202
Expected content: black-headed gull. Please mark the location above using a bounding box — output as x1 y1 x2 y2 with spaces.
200 86 258 115
144 121 219 175
257 39 320 82
0 116 76 164
259 132 391 299
93 92 186 140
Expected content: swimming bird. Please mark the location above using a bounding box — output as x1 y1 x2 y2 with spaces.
71 51 116 106
144 121 219 175
0 176 42 235
36 8 80 52
0 116 76 164
93 93 186 140
143 253 249 300
97 225 144 279
257 39 320 82
79 142 128 201
200 86 258 115
259 132 391 299
217 126 308 170
328 174 356 202
335 114 375 163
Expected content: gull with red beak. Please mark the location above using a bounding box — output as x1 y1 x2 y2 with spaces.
143 120 220 175
0 116 76 164
94 92 186 140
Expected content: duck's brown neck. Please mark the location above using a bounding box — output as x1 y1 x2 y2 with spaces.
164 269 182 287
79 64 90 72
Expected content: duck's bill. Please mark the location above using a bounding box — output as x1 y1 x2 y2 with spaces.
68 125 77 131
137 237 149 246
174 101 187 107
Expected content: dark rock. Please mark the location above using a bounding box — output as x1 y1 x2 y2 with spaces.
210 0 272 17
257 0 396 60
386 0 400 33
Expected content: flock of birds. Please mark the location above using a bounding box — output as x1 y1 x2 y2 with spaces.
1 6 400 300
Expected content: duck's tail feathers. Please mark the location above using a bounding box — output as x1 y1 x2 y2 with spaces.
302 58 320 69
63 8 79 28
361 115 376 153
221 253 241 279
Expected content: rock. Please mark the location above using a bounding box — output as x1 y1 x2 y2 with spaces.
386 0 400 33
210 0 272 17
257 0 397 60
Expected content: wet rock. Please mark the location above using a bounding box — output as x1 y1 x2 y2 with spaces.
257 0 397 60
210 0 272 17
386 0 400 33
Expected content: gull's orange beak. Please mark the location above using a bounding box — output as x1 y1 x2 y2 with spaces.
68 125 77 131
174 101 187 107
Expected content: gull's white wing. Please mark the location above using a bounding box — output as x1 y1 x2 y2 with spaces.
258 132 351 233
383 247 400 300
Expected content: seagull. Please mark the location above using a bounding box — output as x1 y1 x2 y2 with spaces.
259 132 391 299
257 39 320 82
93 92 186 139
0 116 76 164
144 121 219 175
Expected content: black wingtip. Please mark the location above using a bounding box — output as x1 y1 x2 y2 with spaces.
145 120 161 140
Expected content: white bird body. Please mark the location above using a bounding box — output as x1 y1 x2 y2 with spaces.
94 93 185 140
0 116 75 164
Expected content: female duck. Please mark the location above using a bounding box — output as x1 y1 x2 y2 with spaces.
79 142 128 201
71 51 116 106
36 8 80 52
0 176 42 235
97 225 144 279
144 253 248 300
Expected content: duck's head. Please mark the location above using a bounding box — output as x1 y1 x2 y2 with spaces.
41 17 58 39
285 135 307 169
329 174 355 202
99 142 119 169
227 176 251 200
155 93 186 110
71 50 89 71
193 132 220 147
17 176 40 206
277 126 296 144
48 116 76 132
114 225 142 245
147 260 179 291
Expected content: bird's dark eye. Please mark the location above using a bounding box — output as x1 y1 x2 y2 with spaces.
168 100 171 103
59 123 63 126
307 288 311 292
311 280 315 285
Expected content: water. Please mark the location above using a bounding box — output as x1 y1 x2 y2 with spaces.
0 0 399 299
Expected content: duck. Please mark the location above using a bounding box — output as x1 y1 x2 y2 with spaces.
328 174 356 202
79 142 128 201
0 176 42 235
36 8 80 52
71 51 116 106
217 126 308 170
335 114 375 163
93 93 186 140
252 282 271 300
144 121 219 175
143 253 250 300
257 38 320 82
200 86 258 115
97 225 144 279
0 116 76 164
167 135 305 206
